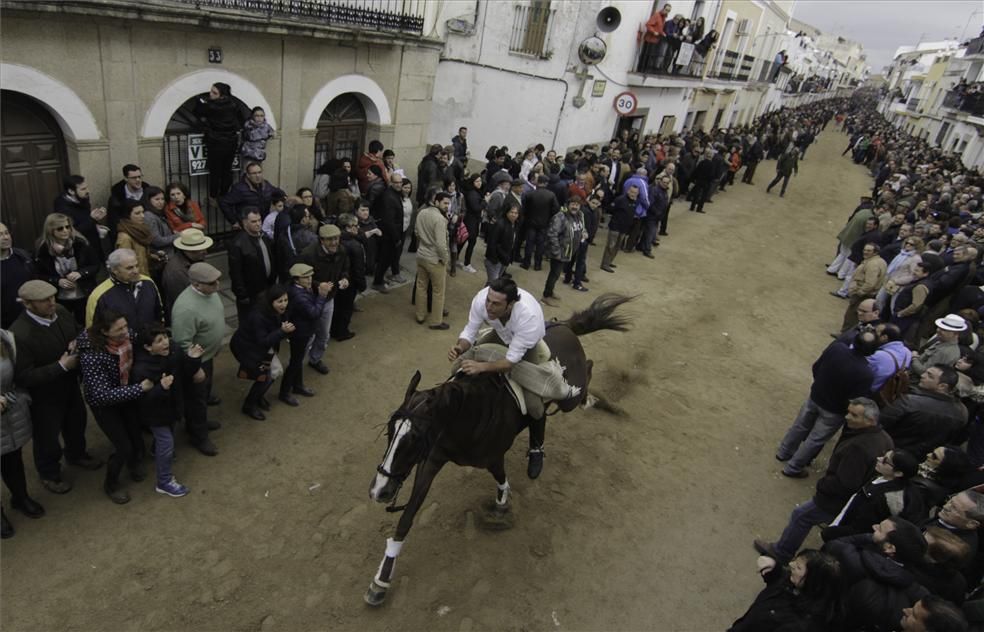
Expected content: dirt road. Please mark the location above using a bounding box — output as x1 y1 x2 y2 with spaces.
2 128 872 631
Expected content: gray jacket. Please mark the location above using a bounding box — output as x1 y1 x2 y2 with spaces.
0 330 32 455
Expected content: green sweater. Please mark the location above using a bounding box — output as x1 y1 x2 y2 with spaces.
171 287 226 361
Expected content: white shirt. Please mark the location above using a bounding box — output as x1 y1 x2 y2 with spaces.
459 287 545 364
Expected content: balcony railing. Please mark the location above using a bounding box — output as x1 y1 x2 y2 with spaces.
906 97 922 112
967 35 984 56
709 49 740 79
174 0 426 35
943 89 984 116
735 54 754 81
634 42 706 79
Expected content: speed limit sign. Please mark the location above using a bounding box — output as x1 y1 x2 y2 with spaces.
613 91 638 116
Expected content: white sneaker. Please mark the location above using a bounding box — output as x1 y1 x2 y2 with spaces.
463 264 477 274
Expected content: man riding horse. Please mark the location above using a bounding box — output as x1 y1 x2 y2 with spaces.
448 276 577 479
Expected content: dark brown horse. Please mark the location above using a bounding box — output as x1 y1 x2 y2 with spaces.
365 294 632 606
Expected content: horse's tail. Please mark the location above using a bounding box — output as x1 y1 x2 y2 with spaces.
560 293 635 337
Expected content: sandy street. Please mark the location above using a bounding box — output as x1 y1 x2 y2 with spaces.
2 126 872 631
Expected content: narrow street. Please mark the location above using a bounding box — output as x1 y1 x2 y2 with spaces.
2 128 878 631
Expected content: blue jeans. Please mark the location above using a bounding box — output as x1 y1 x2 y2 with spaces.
151 426 174 486
776 398 844 474
307 298 335 364
775 498 836 560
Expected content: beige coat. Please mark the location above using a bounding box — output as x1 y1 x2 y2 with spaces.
848 255 887 298
414 204 450 266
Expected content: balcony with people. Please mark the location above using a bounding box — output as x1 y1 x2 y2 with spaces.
942 81 984 117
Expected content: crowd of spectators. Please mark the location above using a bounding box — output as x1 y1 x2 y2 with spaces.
734 93 984 631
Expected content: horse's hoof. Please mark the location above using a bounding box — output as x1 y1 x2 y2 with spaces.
364 581 389 607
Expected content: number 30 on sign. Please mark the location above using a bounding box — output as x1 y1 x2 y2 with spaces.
613 91 638 116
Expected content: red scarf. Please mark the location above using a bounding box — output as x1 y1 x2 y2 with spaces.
106 338 133 385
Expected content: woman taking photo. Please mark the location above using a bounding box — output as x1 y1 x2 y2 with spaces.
77 310 153 504
194 82 246 201
34 213 99 325
164 182 206 233
230 285 295 420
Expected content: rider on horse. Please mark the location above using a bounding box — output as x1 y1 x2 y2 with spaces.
448 276 572 479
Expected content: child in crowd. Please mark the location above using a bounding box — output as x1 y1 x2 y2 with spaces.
261 191 288 240
132 324 203 498
241 106 275 165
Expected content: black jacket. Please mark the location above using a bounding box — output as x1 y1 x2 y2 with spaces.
107 180 153 230
809 341 874 416
286 284 327 341
523 188 560 230
131 346 199 427
230 307 288 376
299 243 349 301
52 194 102 251
33 238 99 298
821 477 926 542
485 218 516 266
416 154 442 204
1 248 35 329
728 564 835 632
814 425 893 514
880 388 968 458
609 195 636 233
371 187 404 244
219 179 286 226
193 94 246 142
340 233 367 293
227 231 277 305
692 158 717 184
9 304 81 399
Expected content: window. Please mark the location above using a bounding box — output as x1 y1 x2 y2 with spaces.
509 0 556 58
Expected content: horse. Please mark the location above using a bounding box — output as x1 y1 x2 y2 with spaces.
364 293 633 606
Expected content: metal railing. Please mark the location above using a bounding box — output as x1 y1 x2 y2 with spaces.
735 54 755 81
710 49 739 79
943 89 984 116
906 97 922 112
174 0 426 35
967 35 984 56
508 2 556 58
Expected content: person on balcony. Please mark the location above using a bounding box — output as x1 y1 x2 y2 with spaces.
637 3 671 74
692 30 718 76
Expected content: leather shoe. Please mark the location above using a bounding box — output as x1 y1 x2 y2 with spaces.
775 454 790 462
41 478 72 494
308 361 330 375
293 386 316 397
242 406 266 421
527 448 544 480
193 439 219 457
67 454 103 470
429 323 450 330
781 469 809 479
279 393 300 407
643 252 655 259
601 266 615 273
104 484 131 505
334 331 356 341
11 496 45 519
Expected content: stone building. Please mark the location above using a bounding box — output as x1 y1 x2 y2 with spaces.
0 0 443 249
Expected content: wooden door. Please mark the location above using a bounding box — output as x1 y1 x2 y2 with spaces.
1 91 68 250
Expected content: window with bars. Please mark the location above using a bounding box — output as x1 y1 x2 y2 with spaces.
508 1 556 59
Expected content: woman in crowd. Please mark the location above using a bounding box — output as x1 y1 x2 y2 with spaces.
484 200 520 285
194 82 246 201
296 187 326 224
461 173 486 274
141 186 177 283
164 182 206 233
1 329 45 538
324 169 355 222
115 199 157 276
395 177 416 278
230 285 294 420
729 549 842 631
33 213 99 325
77 309 153 504
0 223 34 329
444 176 466 276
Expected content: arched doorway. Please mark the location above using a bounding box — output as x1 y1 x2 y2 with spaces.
314 94 366 176
162 94 250 235
1 90 69 250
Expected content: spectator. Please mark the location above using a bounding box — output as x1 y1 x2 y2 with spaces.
227 208 277 324
602 184 637 273
9 280 100 495
106 163 153 229
542 197 583 302
484 200 519 285
194 83 246 201
33 214 99 326
161 228 213 311
1 328 46 538
85 248 164 332
414 191 451 330
230 285 294 420
416 144 444 205
911 314 967 375
170 262 226 456
115 199 157 276
371 174 407 293
521 175 559 271
219 162 286 229
298 224 349 375
356 140 387 196
1 222 35 329
164 182 206 233
53 175 108 257
333 213 366 341
275 205 319 283
77 309 154 504
881 365 967 458
841 242 887 331
281 263 328 406
240 106 274 166
451 126 468 162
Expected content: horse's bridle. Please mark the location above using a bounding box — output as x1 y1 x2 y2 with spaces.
376 393 440 483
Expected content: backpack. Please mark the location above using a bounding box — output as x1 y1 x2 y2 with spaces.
877 351 910 407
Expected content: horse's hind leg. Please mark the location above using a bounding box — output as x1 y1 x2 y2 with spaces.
489 457 510 510
365 457 445 607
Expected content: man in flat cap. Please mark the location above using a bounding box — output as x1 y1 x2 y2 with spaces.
299 223 349 374
278 263 331 409
10 280 102 494
170 262 226 456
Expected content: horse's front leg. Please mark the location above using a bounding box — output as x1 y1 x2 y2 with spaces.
365 457 446 607
489 456 510 511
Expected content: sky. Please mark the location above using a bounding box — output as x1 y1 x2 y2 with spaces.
791 0 983 73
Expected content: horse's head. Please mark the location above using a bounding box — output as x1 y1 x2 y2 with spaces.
370 371 435 503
